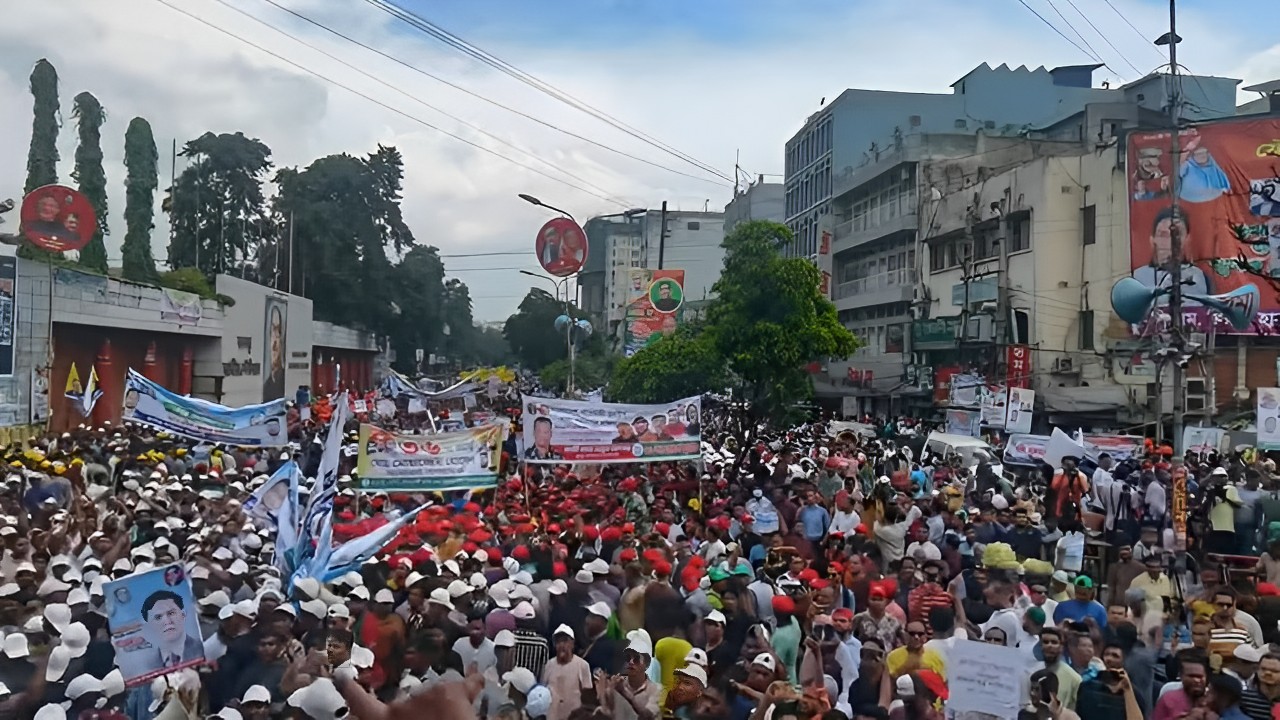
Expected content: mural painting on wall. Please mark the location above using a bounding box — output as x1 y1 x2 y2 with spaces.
262 298 287 401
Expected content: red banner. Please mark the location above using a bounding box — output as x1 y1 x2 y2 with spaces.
1128 118 1280 334
1006 344 1030 388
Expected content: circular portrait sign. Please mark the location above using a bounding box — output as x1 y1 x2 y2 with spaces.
535 217 588 278
20 184 97 252
648 277 684 314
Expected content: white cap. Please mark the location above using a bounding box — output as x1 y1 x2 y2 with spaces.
231 600 257 619
513 570 534 586
373 589 395 604
705 610 726 625
111 559 133 573
286 678 347 720
3 634 29 659
489 584 512 609
674 664 707 686
33 707 65 720
295 577 321 598
210 710 242 720
511 601 535 620
574 569 594 584
553 623 575 639
502 667 537 695
895 673 916 698
752 653 777 671
684 647 708 667
525 686 552 719
65 674 104 700
45 646 71 681
625 629 653 656
37 576 71 597
295 599 324 619
1235 644 1266 663
447 580 472 598
61 623 90 658
273 603 298 618
46 603 72 634
586 602 611 619
212 547 234 561
327 604 351 620
469 572 488 589
428 588 454 611
494 630 517 648
228 559 249 576
442 559 461 576
0 584 17 598
198 590 231 609
547 579 568 596
347 585 370 601
351 645 375 669
101 669 125 698
585 558 610 575
66 588 90 606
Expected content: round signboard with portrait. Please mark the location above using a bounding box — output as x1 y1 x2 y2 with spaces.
535 217 588 278
648 277 684 314
19 184 98 253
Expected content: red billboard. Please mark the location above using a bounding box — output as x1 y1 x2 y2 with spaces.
20 184 97 252
1006 344 1030 388
1128 118 1280 334
535 217 587 277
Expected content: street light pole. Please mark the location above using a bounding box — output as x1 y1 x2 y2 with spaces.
520 269 576 395
518 193 577 222
1158 0 1185 454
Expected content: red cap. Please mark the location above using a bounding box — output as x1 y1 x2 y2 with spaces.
652 560 672 577
655 522 671 537
485 547 503 563
552 561 567 578
798 568 820 583
771 596 796 614
621 523 635 534
547 524 561 534
583 526 600 541
619 548 638 563
512 545 531 562
831 607 854 621
462 541 478 554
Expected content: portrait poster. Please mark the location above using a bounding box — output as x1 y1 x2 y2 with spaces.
30 366 49 425
262 296 287 402
623 268 685 357
1258 388 1280 450
535 217 588 277
122 369 289 446
1003 388 1034 434
1128 118 1280 334
0 256 14 377
944 409 980 438
241 461 298 530
104 563 207 687
521 394 701 464
19 184 97 253
356 422 505 492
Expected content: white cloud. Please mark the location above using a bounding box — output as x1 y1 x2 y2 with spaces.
0 0 1271 320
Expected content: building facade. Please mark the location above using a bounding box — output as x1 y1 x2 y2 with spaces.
790 62 1241 416
724 179 785 234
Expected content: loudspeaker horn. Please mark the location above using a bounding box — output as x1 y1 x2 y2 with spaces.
1110 277 1167 324
1185 284 1261 331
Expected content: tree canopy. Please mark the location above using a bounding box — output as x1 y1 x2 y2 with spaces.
21 59 61 262
72 92 109 273
121 117 160 283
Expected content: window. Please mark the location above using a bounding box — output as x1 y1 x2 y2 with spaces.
1079 310 1095 350
1082 205 1097 245
1013 309 1030 344
929 246 944 272
1008 216 1031 253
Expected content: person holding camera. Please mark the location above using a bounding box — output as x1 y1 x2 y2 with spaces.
1024 668 1081 720
1074 642 1144 720
1205 467 1244 556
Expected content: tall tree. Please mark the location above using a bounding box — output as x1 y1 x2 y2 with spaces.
503 288 571 370
387 245 446 372
164 132 273 280
71 92 109 273
121 117 160 283
608 326 727 403
21 59 61 261
705 220 859 427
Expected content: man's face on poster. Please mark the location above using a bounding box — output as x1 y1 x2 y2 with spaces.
533 418 552 449
1151 214 1188 264
37 196 58 222
659 283 672 300
145 597 185 645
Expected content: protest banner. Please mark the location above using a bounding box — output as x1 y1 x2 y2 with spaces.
945 639 1026 720
1003 388 1034 434
521 394 701 464
944 409 981 438
357 422 506 492
122 369 289 446
104 564 207 686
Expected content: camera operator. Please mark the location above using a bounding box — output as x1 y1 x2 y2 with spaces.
1204 467 1243 556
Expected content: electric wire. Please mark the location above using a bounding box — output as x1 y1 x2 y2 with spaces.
1043 0 1106 64
208 0 631 207
1014 0 1103 63
255 0 731 188
149 0 633 209
1100 0 1167 62
360 0 736 184
1062 0 1144 77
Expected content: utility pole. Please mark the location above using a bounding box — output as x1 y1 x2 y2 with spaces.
657 200 668 270
1164 0 1186 454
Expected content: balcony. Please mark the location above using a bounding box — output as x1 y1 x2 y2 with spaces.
833 269 916 311
832 209 917 254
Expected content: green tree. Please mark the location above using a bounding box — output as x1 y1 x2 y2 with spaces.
705 220 858 428
71 92 109 273
21 59 62 261
121 117 161 283
164 132 273 279
608 326 727 403
503 288 572 370
387 245 446 373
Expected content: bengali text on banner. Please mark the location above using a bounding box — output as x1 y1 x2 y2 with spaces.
521 394 701 464
122 369 289 447
356 422 506 492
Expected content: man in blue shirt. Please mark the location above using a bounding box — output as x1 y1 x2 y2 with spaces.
797 491 831 543
1053 575 1110 627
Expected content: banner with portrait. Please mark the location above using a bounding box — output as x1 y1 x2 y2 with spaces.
1259 388 1280 450
241 461 298 529
0 256 14 377
521 394 701 464
122 369 290 446
104 564 207 687
1003 387 1034 434
944 408 981 437
356 422 506 492
262 296 287 402
623 268 685 357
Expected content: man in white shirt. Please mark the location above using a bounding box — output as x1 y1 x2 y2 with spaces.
452 614 496 675
829 490 860 537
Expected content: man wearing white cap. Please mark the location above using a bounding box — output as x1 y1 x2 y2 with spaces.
542 624 591 720
581 601 620 674
604 631 661 720
453 610 497 675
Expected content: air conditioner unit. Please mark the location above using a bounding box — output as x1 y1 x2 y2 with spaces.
1053 356 1076 374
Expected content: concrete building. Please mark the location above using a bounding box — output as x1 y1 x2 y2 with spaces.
580 208 725 332
789 63 1241 415
724 179 785 234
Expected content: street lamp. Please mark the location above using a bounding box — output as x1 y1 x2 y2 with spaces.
519 269 578 394
518 193 577 222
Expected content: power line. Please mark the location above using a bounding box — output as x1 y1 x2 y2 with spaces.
1062 0 1144 77
1100 0 1166 62
1042 0 1106 64
1014 0 1102 62
255 0 731 189
149 0 632 209
209 0 630 206
360 0 736 184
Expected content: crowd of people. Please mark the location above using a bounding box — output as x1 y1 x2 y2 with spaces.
2 405 1280 720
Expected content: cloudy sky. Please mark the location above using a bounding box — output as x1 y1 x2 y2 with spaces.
0 0 1272 321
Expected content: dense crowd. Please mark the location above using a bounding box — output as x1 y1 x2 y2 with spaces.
1 407 1279 720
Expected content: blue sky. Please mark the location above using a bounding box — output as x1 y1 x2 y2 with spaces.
2 0 1279 321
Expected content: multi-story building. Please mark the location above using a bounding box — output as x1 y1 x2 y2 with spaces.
579 208 725 334
787 63 1241 416
724 179 785 234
